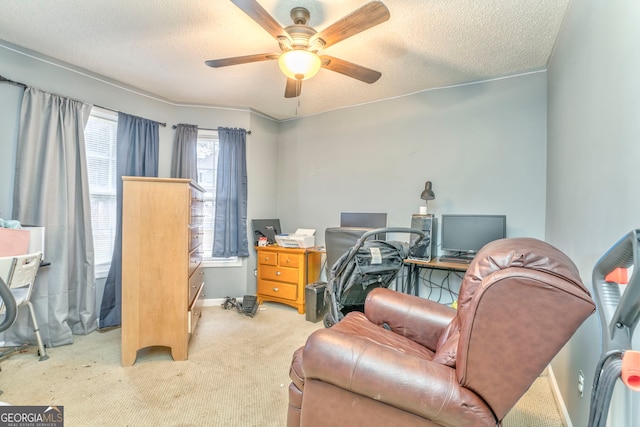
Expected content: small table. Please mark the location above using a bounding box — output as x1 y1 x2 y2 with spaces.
403 257 469 304
255 245 323 313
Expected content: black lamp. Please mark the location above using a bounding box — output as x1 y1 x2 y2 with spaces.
420 181 435 214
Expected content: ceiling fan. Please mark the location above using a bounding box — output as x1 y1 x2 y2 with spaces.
205 0 390 98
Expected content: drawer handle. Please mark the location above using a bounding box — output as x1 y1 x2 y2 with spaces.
265 256 270 261
275 271 281 276
272 287 279 292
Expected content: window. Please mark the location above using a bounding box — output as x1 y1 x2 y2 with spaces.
196 129 239 265
84 119 237 273
85 108 118 277
196 130 218 256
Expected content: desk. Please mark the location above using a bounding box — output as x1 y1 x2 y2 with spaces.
403 257 469 304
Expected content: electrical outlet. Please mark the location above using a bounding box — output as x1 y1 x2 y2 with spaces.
577 370 585 397
253 269 257 277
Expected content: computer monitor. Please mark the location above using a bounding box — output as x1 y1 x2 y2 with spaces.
251 219 281 246
340 212 387 229
339 212 387 241
440 214 506 255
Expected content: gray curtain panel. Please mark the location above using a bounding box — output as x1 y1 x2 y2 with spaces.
99 112 159 329
7 87 96 347
212 127 249 258
170 123 198 179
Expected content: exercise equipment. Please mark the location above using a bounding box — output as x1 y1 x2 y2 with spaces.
589 230 640 426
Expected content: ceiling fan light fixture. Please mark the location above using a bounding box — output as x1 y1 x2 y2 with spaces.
278 50 321 81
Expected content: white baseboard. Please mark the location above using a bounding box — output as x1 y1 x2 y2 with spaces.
548 364 573 427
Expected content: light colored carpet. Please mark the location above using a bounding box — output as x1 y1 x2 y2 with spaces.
0 302 565 426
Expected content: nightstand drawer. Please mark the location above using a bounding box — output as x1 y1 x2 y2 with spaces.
258 280 297 301
278 253 299 268
260 265 298 283
258 252 278 266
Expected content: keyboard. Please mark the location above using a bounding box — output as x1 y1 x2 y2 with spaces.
438 256 473 264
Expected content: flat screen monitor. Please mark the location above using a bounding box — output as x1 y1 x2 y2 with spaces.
441 214 506 255
340 212 387 229
251 219 281 246
340 212 387 240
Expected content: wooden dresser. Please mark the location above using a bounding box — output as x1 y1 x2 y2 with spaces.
121 177 205 366
255 246 322 314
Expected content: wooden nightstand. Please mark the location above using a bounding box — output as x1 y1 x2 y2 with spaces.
255 246 322 314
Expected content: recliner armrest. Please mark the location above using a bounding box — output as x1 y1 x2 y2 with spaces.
302 328 496 426
364 288 456 351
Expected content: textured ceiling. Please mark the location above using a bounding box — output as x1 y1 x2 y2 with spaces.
0 0 570 121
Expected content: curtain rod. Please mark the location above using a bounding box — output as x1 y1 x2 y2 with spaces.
94 104 166 127
1 74 166 127
172 124 251 135
0 75 26 88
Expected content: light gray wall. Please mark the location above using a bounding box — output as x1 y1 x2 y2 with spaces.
277 72 548 248
546 1 640 426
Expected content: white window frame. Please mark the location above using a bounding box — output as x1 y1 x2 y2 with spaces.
196 129 241 268
85 107 118 278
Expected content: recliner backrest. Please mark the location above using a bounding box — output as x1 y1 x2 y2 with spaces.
435 238 595 421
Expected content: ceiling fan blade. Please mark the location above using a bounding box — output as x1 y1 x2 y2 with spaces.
231 0 291 42
312 1 390 49
284 78 301 98
320 56 382 84
205 53 278 68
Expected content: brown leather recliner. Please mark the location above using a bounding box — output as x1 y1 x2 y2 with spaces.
287 237 596 427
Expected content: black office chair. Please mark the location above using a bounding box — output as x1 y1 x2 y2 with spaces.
324 227 373 271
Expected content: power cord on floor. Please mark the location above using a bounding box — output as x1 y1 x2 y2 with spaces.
221 296 242 312
221 296 259 317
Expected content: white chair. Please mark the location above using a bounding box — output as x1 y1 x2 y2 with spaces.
0 252 48 361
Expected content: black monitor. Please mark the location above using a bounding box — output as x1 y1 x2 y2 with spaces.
339 212 387 241
441 214 506 255
340 212 387 229
251 219 281 246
